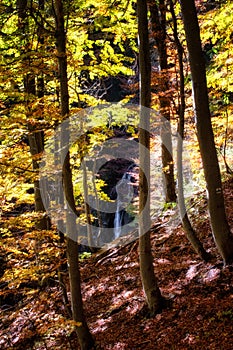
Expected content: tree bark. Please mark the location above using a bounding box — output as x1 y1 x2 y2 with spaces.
180 0 233 264
150 0 176 203
170 0 210 262
17 0 50 230
137 0 163 316
82 156 95 249
53 1 95 348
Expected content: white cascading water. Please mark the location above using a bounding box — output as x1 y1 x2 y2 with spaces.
114 200 122 239
113 171 134 239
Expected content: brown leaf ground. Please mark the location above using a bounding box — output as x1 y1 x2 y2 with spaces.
1 177 233 349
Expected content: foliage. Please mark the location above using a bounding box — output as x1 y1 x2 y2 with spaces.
1 177 233 348
0 0 233 347
200 1 233 90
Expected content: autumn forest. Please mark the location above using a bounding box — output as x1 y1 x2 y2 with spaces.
0 0 233 349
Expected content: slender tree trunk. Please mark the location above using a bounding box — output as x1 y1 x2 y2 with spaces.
137 0 163 316
82 157 94 249
150 0 176 203
93 159 103 246
53 1 95 348
17 0 50 229
35 0 51 229
170 0 210 261
180 0 233 264
28 123 50 229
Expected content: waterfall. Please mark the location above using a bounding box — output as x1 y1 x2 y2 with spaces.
113 166 137 239
114 201 123 239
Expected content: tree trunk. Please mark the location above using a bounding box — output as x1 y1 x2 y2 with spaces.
169 0 210 262
17 0 50 229
82 157 94 249
137 0 163 316
180 0 233 264
150 0 176 203
28 123 50 229
53 1 95 348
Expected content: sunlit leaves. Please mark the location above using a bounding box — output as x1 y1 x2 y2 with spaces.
200 1 233 94
1 222 62 289
66 0 137 82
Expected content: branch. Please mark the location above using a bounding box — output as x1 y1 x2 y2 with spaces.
0 162 35 173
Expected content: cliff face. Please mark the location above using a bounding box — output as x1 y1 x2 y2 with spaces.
94 158 139 245
97 158 136 199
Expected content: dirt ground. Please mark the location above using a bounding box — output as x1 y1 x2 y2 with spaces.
1 177 233 349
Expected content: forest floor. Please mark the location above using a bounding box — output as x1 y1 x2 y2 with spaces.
1 176 233 350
